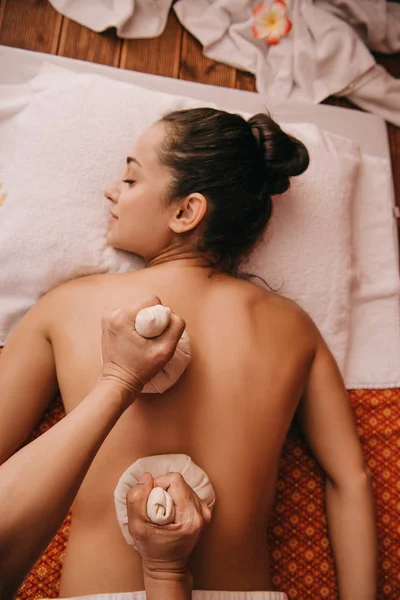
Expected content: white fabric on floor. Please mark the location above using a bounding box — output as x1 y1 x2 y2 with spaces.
318 0 400 53
48 0 400 126
48 0 173 38
174 0 400 127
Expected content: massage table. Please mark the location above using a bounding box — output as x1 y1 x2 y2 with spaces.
0 44 398 600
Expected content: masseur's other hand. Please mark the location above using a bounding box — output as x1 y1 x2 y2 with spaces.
127 472 212 574
101 294 186 396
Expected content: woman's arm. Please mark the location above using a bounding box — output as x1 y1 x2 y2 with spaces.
0 294 60 465
0 378 134 600
296 333 377 600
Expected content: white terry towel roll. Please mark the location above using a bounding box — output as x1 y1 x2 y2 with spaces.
114 454 216 546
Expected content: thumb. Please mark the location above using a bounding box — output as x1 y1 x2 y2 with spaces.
126 472 154 516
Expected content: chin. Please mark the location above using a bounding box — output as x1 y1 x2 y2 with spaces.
105 235 112 247
106 230 119 249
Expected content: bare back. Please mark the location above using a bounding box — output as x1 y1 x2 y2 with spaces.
49 267 314 596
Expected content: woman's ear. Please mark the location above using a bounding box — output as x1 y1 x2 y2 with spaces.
169 193 208 234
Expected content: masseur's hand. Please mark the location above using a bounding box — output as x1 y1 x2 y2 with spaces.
127 472 212 574
101 295 185 397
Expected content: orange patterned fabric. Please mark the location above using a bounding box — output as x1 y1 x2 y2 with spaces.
13 389 400 600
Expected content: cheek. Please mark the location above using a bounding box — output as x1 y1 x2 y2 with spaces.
119 191 164 242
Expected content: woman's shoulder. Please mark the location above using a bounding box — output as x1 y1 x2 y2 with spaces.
38 273 121 320
46 272 120 297
249 283 318 334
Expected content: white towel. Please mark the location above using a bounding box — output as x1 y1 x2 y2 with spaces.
345 154 400 389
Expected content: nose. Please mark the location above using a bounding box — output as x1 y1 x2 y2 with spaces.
104 179 120 203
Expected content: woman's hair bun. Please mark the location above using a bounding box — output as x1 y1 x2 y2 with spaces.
247 113 310 195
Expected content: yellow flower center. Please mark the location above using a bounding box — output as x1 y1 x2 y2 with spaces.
262 12 279 31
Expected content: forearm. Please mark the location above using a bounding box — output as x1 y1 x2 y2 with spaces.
326 474 377 600
0 379 135 599
143 563 193 600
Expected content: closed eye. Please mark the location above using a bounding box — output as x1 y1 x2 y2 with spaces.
122 179 136 186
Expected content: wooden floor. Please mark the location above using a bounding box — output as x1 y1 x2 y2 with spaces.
1 0 400 231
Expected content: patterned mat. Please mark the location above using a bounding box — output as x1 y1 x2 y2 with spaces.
13 389 400 600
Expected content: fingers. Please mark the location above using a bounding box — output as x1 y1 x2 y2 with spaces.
101 295 186 343
127 472 154 531
153 472 212 527
153 472 193 506
164 312 186 343
199 501 212 525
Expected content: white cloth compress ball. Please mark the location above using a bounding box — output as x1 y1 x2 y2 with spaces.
114 454 216 546
134 305 191 394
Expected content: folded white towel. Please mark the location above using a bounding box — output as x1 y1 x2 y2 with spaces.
114 454 216 546
345 154 400 388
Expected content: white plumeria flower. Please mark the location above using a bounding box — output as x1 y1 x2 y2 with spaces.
253 0 292 45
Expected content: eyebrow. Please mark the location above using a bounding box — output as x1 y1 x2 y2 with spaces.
126 156 142 167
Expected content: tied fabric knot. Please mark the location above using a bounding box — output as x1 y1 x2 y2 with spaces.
252 0 292 46
147 487 176 525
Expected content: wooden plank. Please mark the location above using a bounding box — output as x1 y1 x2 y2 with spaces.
0 0 62 54
235 70 256 92
374 54 400 220
120 11 183 77
58 19 121 67
388 124 400 228
179 29 236 88
0 0 6 34
373 52 400 79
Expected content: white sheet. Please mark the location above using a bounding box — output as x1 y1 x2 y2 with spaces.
0 45 399 389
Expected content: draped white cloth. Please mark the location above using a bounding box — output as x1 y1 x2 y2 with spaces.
48 0 400 126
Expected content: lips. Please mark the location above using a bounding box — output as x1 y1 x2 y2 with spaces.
109 211 118 219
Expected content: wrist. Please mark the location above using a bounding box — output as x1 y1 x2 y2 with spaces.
143 566 193 600
143 559 193 583
95 377 142 411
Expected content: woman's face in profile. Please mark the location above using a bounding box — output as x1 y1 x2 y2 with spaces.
104 122 174 260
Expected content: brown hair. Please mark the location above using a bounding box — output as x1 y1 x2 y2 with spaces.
158 108 309 286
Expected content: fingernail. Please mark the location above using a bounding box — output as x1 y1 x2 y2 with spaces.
139 473 148 483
